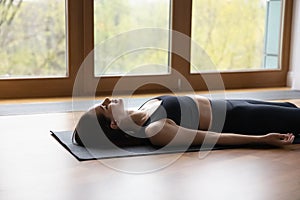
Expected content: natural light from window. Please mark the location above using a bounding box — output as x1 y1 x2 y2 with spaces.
191 0 282 73
0 0 66 79
94 0 170 76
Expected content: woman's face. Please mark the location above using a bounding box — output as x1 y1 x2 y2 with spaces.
95 98 126 128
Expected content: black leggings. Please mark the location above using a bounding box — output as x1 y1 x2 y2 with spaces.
210 99 300 136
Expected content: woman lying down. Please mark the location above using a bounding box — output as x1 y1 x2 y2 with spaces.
72 95 300 149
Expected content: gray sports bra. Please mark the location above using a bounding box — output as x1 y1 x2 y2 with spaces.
140 95 200 130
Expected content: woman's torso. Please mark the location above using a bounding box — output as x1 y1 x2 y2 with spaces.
138 95 212 131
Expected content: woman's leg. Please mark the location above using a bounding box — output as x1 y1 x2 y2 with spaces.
221 99 300 135
241 99 297 108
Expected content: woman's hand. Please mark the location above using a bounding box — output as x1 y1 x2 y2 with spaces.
262 133 295 147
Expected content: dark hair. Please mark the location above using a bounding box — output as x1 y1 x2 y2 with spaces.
73 109 149 148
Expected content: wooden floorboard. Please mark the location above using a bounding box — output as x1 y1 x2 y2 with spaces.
1 88 300 200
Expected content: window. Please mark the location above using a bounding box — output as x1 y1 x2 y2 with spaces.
93 0 170 76
0 0 66 78
0 0 294 98
191 0 282 73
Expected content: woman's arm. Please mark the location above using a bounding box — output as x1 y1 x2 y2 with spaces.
145 119 295 147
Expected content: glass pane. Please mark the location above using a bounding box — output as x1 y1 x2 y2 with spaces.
94 0 170 76
263 0 281 69
265 55 279 69
0 0 67 79
265 0 281 55
191 0 282 73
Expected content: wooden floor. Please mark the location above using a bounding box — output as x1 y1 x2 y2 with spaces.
1 88 300 200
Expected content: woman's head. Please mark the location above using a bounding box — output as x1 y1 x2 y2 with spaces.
73 98 148 148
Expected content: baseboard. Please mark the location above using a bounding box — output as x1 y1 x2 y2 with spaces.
287 71 294 87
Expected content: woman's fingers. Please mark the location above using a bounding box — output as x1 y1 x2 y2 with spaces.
288 133 295 143
265 133 295 146
280 133 294 144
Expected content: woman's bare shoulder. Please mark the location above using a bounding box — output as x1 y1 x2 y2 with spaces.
144 119 178 146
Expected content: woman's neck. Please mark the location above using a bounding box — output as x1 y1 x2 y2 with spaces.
116 110 148 133
128 110 149 126
120 99 161 132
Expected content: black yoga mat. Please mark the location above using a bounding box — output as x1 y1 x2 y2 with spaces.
51 131 300 161
51 131 229 161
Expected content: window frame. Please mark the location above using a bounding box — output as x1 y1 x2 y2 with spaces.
0 0 293 98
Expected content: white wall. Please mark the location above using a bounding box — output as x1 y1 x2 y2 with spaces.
289 0 300 89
